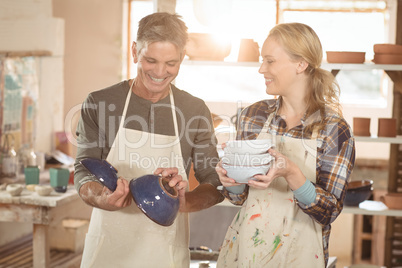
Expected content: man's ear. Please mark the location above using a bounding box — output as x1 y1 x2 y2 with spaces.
132 41 139 63
296 60 308 74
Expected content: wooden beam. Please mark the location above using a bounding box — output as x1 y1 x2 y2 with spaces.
397 0 402 45
384 2 402 267
0 204 49 224
33 224 50 268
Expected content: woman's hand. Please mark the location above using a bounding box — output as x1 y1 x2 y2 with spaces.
249 148 305 190
79 177 132 211
154 167 188 211
215 160 242 188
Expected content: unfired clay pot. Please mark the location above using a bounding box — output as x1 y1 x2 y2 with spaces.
373 43 402 54
353 117 371 137
373 54 402 64
238 39 260 62
378 118 397 137
186 33 231 61
380 193 402 209
326 51 365 63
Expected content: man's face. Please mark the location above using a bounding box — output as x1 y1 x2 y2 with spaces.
134 41 183 99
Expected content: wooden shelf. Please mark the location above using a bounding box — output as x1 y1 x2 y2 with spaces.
354 135 402 144
321 62 402 71
343 206 402 217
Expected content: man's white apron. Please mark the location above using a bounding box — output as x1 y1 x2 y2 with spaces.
81 84 190 268
217 114 325 268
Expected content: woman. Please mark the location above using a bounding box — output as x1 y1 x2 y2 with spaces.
216 23 355 268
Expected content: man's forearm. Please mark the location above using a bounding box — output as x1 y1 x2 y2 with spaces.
79 181 104 208
183 183 224 212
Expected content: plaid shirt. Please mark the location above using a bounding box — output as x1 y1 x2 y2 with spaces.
222 97 356 266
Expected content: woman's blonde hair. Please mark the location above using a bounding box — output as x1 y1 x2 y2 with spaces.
268 23 342 132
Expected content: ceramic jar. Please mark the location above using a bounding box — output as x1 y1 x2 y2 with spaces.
49 168 70 193
24 166 40 185
378 118 397 137
353 117 371 137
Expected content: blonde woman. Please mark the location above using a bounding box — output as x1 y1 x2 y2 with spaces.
216 23 355 268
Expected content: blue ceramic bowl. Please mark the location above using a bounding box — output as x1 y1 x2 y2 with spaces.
344 179 373 206
129 174 180 226
80 158 119 191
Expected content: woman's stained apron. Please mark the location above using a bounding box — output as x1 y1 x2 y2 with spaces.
80 84 190 268
217 113 325 268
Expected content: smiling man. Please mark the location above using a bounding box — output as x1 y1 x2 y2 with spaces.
74 12 224 268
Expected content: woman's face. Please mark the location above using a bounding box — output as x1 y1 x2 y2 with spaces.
133 41 183 99
258 37 301 97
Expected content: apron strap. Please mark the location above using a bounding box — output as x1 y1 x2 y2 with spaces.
261 113 320 139
119 80 135 130
121 82 179 139
169 88 179 138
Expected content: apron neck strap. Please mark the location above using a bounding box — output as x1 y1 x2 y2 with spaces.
169 87 179 138
260 112 320 139
119 80 135 130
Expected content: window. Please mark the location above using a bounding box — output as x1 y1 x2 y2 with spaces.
126 0 393 107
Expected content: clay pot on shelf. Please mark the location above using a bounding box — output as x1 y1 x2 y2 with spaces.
373 43 402 54
326 51 365 63
378 118 397 137
380 193 402 210
238 39 260 62
373 54 402 64
353 117 371 137
185 33 231 61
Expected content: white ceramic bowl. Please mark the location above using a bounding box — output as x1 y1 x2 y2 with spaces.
35 185 53 196
222 163 271 184
221 152 273 166
6 184 24 196
224 139 273 155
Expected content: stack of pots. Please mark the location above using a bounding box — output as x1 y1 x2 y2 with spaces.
373 44 402 64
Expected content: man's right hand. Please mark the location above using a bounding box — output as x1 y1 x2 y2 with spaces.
79 178 132 211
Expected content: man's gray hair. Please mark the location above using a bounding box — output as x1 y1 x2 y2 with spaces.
136 12 188 54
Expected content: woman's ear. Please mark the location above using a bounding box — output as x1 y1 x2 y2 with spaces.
132 41 139 63
296 60 308 74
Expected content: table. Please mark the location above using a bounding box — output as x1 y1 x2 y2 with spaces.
0 185 92 268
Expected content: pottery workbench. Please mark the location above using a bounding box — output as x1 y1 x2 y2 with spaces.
0 186 92 268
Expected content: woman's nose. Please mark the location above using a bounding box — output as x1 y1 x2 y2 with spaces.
258 63 266 74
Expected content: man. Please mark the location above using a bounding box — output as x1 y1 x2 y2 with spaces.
74 12 224 267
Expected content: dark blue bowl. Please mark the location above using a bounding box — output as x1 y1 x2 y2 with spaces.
344 179 373 206
80 158 119 191
129 174 180 226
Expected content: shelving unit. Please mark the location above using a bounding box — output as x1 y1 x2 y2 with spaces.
354 135 402 144
328 63 402 267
